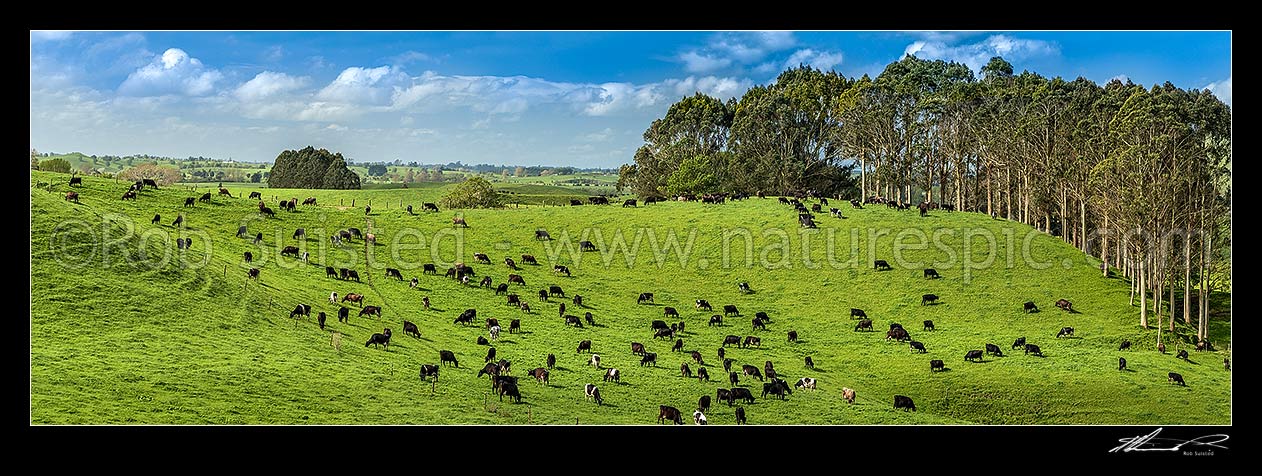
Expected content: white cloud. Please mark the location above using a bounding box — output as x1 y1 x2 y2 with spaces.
1204 76 1231 106
117 48 223 97
316 65 411 106
581 127 614 142
264 45 285 62
784 49 844 71
679 51 733 73
234 71 310 102
902 34 1059 72
391 51 431 65
31 30 74 42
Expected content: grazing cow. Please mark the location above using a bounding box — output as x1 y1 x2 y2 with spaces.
923 320 935 331
681 363 692 378
603 367 621 383
496 283 509 295
454 308 477 325
1056 327 1075 338
564 315 583 327
452 216 468 228
589 354 601 368
365 233 376 244
67 176 83 188
854 319 873 332
1024 344 1043 357
292 228 306 240
248 191 262 200
1168 372 1186 386
1177 349 1189 361
851 308 867 319
483 349 498 366
358 305 382 318
1119 340 1132 351
874 260 892 271
742 365 764 382
738 282 752 294
786 330 800 343
743 336 761 348
302 197 316 206
580 240 597 252
509 319 521 334
690 350 704 365
238 251 253 264
121 190 137 200
534 230 551 241
365 328 392 350
965 350 984 362
930 359 945 372
439 350 459 367
546 353 557 370
894 395 916 411
1119 357 1127 371
412 277 421 288
651 320 670 331
636 292 656 304
183 197 195 207
716 388 733 406
723 305 740 317
577 340 592 353
341 293 364 306
1055 299 1073 312
585 384 602 405
403 320 421 338
199 192 212 203
695 299 712 311
754 311 770 323
1012 337 1027 350
570 199 583 206
521 254 538 265
474 253 490 264
418 364 439 382
985 344 1004 357
640 352 657 367
423 264 437 275
281 246 300 257
672 339 684 352
842 387 856 404
1224 358 1230 371
918 202 929 217
345 270 361 282
509 274 526 286
723 335 741 347
549 285 565 297
553 265 571 277
289 304 311 320
723 358 734 374
795 378 817 391
489 325 501 341
658 406 684 425
423 203 439 212
922 294 940 305
498 382 522 403
585 312 595 326
172 215 184 227
623 199 637 207
631 342 646 355
693 410 707 425
924 268 941 279
485 318 500 330
422 297 431 311
235 225 248 238
663 306 679 319
698 395 712 412
750 318 767 331
730 388 755 404
734 406 747 425
804 356 815 369
519 303 531 314
1023 301 1039 313
909 341 927 353
337 307 349 323
539 289 549 302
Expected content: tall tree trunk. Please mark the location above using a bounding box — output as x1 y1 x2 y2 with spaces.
1101 214 1109 277
1168 275 1175 332
859 150 867 201
1183 229 1192 325
1138 253 1147 328
1005 167 1012 220
1080 199 1088 255
986 162 993 216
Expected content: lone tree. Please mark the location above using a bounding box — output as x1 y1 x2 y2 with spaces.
439 176 502 209
267 146 361 189
119 163 182 186
38 158 72 174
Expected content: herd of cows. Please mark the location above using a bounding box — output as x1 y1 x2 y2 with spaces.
57 175 1224 424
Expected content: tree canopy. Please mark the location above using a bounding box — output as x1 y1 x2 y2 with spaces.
267 146 361 189
439 176 502 209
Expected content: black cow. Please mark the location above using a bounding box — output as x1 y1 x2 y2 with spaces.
1012 337 1027 350
640 352 657 367
423 203 439 212
1177 349 1189 361
345 270 361 282
708 315 723 326
874 260 892 270
743 336 761 348
734 406 747 424
651 320 670 331
509 319 521 334
1119 340 1132 351
854 319 873 332
923 320 935 331
985 344 1003 356
680 362 692 378
894 395 916 411
454 309 477 325
358 305 382 318
730 387 755 404
281 246 300 257
565 315 584 327
723 305 740 317
549 285 565 297
1168 372 1186 386
172 215 184 227
496 283 510 295
851 308 867 320
663 306 679 319
585 312 595 326
631 342 646 355
930 359 945 372
508 274 527 286
965 350 984 362
909 341 927 353
805 356 814 369
1056 327 1074 338
1023 301 1039 313
499 382 522 403
762 381 790 400
752 318 767 331
419 364 439 382
365 328 392 350
142 178 158 189
738 282 752 294
534 230 551 241
1055 299 1074 312
922 294 940 305
673 339 684 352
754 311 770 323
577 340 592 353
337 307 349 323
924 268 941 279
787 330 798 343
479 361 500 378
1119 357 1127 371
1025 344 1043 357
742 365 763 382
423 264 438 275
199 192 212 203
580 240 597 252
723 335 741 347
521 254 538 265
292 228 305 240
184 197 196 207
658 405 683 425
506 294 522 307
695 299 713 311
403 320 421 338
716 388 733 406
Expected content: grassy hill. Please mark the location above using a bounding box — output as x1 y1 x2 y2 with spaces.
30 170 1231 424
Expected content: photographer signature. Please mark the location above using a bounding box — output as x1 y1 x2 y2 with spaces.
1110 428 1229 453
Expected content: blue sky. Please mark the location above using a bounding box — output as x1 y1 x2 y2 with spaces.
30 31 1231 168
